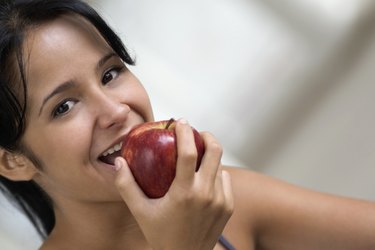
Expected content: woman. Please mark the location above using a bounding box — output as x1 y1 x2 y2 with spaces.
0 1 374 249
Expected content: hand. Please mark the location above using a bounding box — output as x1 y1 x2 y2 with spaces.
114 119 234 250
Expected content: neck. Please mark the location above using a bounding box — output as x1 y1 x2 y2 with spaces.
43 198 150 250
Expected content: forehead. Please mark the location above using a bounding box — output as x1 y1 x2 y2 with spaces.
23 14 112 97
24 14 111 81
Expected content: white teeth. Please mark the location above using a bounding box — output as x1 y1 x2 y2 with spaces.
102 142 122 157
114 143 121 151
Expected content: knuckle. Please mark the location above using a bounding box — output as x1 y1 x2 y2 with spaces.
180 185 213 208
208 199 222 213
202 193 215 207
208 141 223 156
208 189 233 214
195 187 216 208
180 148 198 163
224 200 235 216
214 195 227 212
198 197 214 209
210 197 233 220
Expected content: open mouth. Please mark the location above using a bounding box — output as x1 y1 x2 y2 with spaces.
98 142 122 165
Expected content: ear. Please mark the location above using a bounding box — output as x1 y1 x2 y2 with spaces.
0 149 38 181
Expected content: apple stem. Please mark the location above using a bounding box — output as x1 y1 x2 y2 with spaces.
166 118 175 129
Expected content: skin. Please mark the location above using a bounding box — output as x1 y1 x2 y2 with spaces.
0 14 375 250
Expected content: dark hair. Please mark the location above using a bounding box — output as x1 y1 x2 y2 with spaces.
0 0 134 239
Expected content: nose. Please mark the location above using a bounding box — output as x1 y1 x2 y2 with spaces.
95 93 130 129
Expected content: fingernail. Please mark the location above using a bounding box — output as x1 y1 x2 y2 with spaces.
178 118 188 124
114 158 122 171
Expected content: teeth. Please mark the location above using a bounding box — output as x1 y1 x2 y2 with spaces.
102 142 122 157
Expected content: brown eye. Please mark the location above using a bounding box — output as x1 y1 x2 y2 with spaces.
102 67 123 85
52 100 76 118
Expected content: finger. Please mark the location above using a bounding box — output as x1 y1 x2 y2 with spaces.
213 166 225 204
174 119 198 183
114 157 148 213
198 132 223 183
221 170 234 215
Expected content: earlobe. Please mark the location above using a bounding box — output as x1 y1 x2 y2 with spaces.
0 149 38 181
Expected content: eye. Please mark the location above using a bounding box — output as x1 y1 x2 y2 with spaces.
102 66 125 85
52 99 76 118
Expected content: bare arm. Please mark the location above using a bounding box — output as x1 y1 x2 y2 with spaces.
226 167 375 250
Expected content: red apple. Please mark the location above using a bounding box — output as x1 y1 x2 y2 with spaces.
121 118 205 198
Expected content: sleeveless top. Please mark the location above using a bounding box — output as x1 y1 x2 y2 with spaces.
218 235 236 250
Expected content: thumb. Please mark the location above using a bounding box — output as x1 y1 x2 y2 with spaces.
114 157 148 213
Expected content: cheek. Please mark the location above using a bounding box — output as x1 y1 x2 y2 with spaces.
23 119 104 197
44 131 88 166
122 83 154 122
23 115 92 171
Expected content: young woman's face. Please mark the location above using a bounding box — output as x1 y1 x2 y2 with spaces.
21 15 154 203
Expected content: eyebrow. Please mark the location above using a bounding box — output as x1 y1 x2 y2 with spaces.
38 52 118 117
97 52 117 70
38 80 76 116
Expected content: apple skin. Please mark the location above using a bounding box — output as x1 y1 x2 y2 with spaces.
121 119 205 198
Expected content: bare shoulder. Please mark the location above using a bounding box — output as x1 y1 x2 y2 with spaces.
222 166 375 250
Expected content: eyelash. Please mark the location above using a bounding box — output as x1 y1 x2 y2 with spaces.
52 99 77 118
102 65 126 85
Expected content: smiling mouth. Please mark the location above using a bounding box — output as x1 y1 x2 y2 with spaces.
98 142 122 165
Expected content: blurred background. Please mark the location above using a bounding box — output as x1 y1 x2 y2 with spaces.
2 0 375 248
